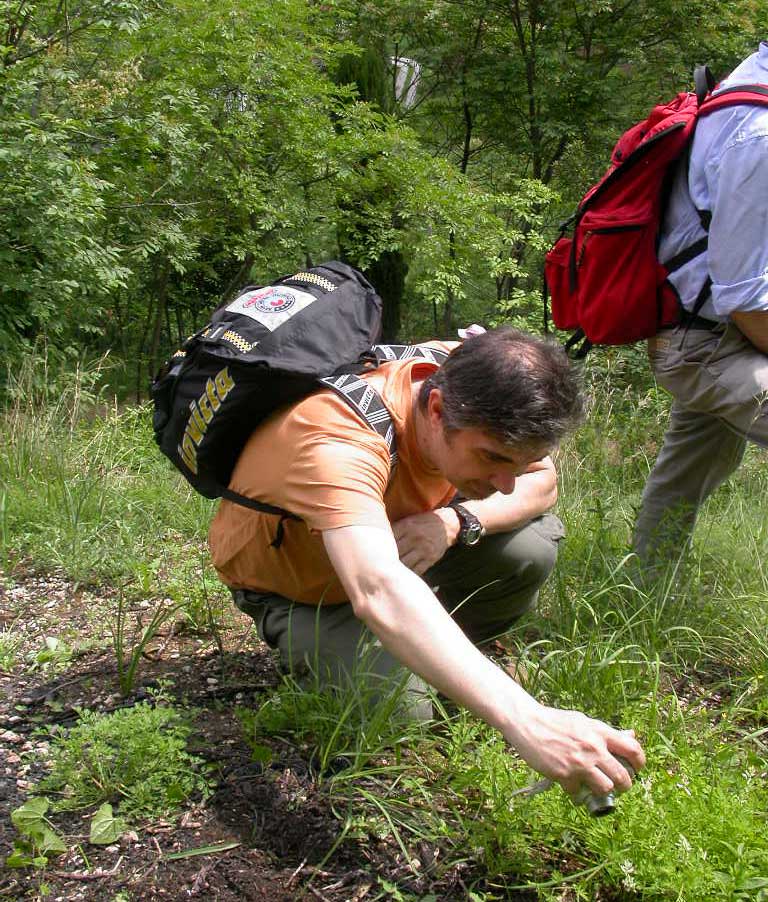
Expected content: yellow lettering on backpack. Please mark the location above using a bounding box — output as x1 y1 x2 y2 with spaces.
198 393 213 424
189 400 206 434
186 403 203 444
179 433 198 474
206 378 221 411
178 366 236 478
215 367 235 400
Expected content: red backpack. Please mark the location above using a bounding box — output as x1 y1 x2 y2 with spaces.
544 68 768 355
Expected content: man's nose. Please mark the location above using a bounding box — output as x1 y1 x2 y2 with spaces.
491 473 516 494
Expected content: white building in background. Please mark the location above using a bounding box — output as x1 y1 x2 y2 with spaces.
392 56 421 109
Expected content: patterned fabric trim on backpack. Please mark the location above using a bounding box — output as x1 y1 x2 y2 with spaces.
320 344 450 471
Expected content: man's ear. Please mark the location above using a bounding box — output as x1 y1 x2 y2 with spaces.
426 387 445 427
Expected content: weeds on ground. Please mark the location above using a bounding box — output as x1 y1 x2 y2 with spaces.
36 697 213 820
112 590 180 696
241 650 425 777
0 621 23 671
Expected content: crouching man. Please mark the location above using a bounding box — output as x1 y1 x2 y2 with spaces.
209 326 644 801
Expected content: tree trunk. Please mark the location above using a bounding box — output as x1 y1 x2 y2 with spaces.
365 250 407 342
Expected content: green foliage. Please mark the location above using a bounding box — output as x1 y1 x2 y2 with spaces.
37 701 213 820
0 351 215 584
113 591 180 697
241 658 423 778
0 621 23 672
89 802 128 845
6 797 66 869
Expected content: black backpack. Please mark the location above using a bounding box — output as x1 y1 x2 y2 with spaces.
151 261 448 520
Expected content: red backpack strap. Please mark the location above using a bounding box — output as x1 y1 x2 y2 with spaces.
698 83 768 116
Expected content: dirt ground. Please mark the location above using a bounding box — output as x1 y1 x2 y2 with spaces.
0 566 520 902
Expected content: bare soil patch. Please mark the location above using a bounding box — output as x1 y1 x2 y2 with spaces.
0 566 502 901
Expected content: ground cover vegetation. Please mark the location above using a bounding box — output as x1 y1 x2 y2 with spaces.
1 350 767 900
3 2 768 899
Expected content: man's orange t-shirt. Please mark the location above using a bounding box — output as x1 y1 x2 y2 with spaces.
208 343 457 604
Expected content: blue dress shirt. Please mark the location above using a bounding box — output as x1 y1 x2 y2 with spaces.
659 42 768 320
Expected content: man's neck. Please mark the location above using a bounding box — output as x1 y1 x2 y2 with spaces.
410 379 440 474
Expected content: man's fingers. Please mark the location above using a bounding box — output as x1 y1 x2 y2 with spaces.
600 754 634 793
399 549 427 575
607 731 646 774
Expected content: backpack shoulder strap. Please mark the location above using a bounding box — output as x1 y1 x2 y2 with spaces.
698 83 768 115
320 343 451 471
372 343 451 365
320 373 399 469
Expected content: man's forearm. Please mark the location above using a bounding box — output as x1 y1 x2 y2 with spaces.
352 561 541 733
731 310 768 356
460 467 558 534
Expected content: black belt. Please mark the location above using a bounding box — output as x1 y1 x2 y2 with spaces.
661 311 721 331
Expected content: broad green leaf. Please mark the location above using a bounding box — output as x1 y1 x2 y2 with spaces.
5 841 35 869
38 827 67 855
89 803 127 845
11 798 50 835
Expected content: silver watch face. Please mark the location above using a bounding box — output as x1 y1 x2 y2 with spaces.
462 523 484 545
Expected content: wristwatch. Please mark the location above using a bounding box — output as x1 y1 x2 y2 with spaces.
451 503 486 546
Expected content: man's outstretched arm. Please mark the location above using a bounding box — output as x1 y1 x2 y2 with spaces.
323 522 645 798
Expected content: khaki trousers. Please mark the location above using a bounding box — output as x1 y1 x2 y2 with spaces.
232 513 564 716
634 323 768 562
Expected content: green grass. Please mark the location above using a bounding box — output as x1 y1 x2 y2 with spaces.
3 350 768 898
0 353 228 623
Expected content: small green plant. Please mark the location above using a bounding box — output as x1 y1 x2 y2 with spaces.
37 700 213 820
0 622 23 671
241 645 424 778
31 635 74 671
6 797 66 869
112 590 180 696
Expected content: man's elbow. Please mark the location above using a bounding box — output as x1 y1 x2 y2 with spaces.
731 311 768 355
346 569 406 637
542 478 558 511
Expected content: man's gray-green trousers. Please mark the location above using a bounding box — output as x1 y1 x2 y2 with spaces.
634 323 768 564
232 513 564 717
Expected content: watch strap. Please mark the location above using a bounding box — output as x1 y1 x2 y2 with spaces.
451 502 485 546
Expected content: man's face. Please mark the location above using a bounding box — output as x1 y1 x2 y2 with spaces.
435 426 549 499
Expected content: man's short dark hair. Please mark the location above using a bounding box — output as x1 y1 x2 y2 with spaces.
418 327 584 448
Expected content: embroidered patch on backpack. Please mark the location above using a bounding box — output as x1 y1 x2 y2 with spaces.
227 286 316 330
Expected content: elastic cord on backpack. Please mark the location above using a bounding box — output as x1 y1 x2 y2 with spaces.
270 516 289 549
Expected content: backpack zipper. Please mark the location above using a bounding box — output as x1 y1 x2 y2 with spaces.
577 223 645 267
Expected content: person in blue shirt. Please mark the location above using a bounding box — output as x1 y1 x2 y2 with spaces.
634 43 768 563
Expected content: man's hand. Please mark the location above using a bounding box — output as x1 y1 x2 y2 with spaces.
391 508 459 574
510 704 645 798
